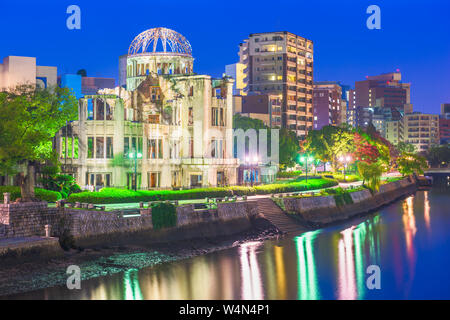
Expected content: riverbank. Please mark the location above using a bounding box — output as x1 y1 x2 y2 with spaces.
0 176 417 297
282 176 417 227
0 215 280 297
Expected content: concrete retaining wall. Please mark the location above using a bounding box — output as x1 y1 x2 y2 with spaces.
0 200 259 248
0 202 58 238
283 176 417 225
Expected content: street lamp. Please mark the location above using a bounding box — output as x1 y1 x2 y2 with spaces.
299 154 314 183
128 149 143 191
338 155 352 182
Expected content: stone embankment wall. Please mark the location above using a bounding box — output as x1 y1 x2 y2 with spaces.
283 177 417 225
0 202 58 238
0 198 259 247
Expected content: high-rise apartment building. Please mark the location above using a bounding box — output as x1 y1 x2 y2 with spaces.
238 31 314 139
441 103 450 120
403 112 439 153
385 119 403 146
313 81 342 129
349 72 412 123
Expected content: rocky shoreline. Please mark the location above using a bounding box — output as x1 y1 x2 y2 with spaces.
0 217 282 298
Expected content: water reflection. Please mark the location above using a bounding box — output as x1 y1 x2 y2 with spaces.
274 246 287 299
239 242 263 300
124 269 143 300
402 195 417 296
8 188 450 300
336 216 381 300
295 231 320 300
424 191 431 231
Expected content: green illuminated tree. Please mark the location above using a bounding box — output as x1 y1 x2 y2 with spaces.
397 153 428 176
232 114 300 169
396 142 416 154
0 84 78 201
303 125 354 172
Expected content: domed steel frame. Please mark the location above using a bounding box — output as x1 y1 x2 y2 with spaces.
128 27 192 56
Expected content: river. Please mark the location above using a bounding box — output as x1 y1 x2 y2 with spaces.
10 175 450 300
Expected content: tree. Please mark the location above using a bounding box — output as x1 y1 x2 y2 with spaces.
0 84 78 201
279 128 300 169
397 153 428 176
396 142 416 154
303 125 355 172
232 114 300 169
357 161 383 191
426 145 450 167
76 69 87 77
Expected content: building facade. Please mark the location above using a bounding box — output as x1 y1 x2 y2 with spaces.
238 31 314 140
225 63 246 95
349 72 411 119
313 82 342 129
0 56 57 90
441 103 450 120
384 119 403 146
239 94 282 128
403 112 439 153
57 27 238 190
439 118 450 145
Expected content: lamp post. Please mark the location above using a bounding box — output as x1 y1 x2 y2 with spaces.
339 155 352 182
299 154 314 183
128 149 143 191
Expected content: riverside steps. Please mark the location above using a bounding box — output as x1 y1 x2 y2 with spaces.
256 198 306 234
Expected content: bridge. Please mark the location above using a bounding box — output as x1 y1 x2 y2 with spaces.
425 168 450 174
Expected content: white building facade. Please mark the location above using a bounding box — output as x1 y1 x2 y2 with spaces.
57 27 239 190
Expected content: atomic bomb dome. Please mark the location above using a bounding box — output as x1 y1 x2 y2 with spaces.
128 27 192 57
126 27 194 91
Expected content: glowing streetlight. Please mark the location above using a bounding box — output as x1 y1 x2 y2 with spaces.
339 154 352 182
298 154 314 183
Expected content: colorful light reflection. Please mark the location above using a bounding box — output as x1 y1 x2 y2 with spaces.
240 241 263 300
123 269 143 300
295 231 320 300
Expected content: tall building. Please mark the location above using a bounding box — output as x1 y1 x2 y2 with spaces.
349 71 412 123
238 31 314 139
385 119 403 146
439 118 450 145
225 63 246 95
403 112 439 153
56 27 238 190
441 103 450 120
0 56 57 90
439 103 450 144
313 81 342 129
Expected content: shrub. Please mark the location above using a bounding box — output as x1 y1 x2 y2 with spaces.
151 202 177 230
277 170 302 178
66 178 339 204
329 174 361 183
0 186 62 202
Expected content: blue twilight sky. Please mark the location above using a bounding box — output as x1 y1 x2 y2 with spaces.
0 0 449 114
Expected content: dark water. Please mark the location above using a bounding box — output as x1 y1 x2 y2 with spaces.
11 175 450 300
